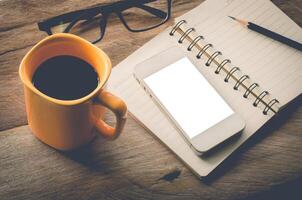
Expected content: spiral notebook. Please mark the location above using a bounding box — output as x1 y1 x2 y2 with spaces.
107 0 302 177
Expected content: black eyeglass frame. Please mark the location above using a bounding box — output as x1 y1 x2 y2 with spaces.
38 0 172 44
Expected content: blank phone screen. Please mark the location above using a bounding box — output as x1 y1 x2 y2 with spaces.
144 57 234 139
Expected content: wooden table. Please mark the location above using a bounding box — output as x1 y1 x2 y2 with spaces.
0 0 301 199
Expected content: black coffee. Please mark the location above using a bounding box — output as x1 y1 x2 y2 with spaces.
32 55 99 100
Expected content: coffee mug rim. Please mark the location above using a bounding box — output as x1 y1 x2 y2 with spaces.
19 33 112 106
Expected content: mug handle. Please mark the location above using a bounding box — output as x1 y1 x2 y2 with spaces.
94 90 127 139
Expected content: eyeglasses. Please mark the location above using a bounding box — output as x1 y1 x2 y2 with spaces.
38 0 172 44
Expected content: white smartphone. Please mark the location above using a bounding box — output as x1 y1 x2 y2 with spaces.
133 47 245 154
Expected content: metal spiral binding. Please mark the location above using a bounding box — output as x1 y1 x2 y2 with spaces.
169 20 186 36
215 59 231 74
187 36 203 51
225 67 240 82
243 83 259 98
206 51 221 66
178 28 195 43
196 43 212 59
169 22 280 115
263 99 279 115
234 75 249 90
253 91 269 107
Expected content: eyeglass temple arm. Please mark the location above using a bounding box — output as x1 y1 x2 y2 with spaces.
135 4 167 19
81 4 167 25
38 2 168 32
38 8 99 31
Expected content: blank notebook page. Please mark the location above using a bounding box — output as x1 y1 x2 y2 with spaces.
108 0 302 177
182 0 302 106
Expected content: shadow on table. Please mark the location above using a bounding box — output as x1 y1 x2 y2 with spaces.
245 176 302 200
202 94 302 184
59 136 113 173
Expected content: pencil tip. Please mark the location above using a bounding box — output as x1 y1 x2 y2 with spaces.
228 16 236 20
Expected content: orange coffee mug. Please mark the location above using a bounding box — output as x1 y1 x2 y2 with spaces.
19 33 127 151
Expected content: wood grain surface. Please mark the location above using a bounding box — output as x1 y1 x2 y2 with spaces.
0 0 301 200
